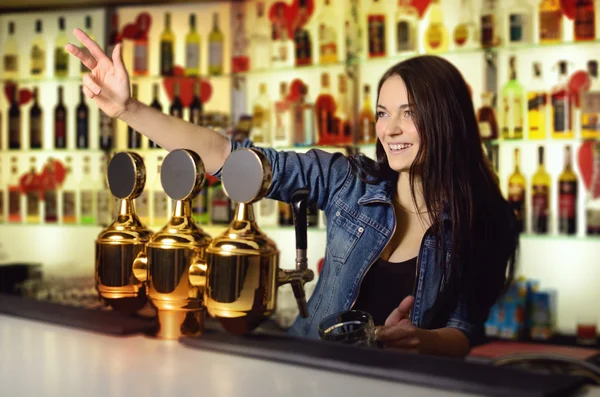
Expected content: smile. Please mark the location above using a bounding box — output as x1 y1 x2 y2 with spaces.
388 143 413 153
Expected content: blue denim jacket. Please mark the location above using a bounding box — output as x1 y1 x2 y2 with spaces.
219 139 480 345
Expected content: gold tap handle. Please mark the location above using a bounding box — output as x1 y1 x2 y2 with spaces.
188 253 207 296
277 268 314 318
132 252 148 282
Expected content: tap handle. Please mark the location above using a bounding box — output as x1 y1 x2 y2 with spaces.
291 280 309 318
291 189 309 251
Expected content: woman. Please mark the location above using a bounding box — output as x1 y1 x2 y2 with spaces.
66 29 517 358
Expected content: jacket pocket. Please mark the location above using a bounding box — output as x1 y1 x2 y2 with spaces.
326 208 365 266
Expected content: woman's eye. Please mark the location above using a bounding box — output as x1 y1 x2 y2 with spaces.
403 109 414 118
376 111 387 118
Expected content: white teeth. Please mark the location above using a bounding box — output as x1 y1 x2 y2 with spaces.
389 143 412 151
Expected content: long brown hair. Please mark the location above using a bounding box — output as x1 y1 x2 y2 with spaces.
349 55 517 326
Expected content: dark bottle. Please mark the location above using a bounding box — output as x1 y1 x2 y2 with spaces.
76 87 89 149
128 83 142 149
149 83 162 149
30 87 43 149
558 145 578 235
170 82 183 119
8 86 21 150
189 80 203 125
54 86 67 149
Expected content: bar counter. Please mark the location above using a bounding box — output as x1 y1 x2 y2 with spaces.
1 313 600 397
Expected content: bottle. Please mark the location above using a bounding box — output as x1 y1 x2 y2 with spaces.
477 92 499 140
424 0 449 53
30 87 43 149
292 84 316 147
133 14 149 77
210 180 233 225
574 0 595 42
317 0 338 64
96 157 112 227
507 148 526 233
294 0 313 66
527 62 548 140
80 16 94 74
506 0 532 44
258 198 279 227
344 0 363 65
55 86 67 149
99 12 118 152
273 82 292 147
79 157 96 225
558 145 578 235
208 12 225 76
272 27 295 69
25 157 41 224
152 157 170 226
586 142 600 235
231 7 250 73
539 0 563 44
453 0 477 49
42 158 58 223
501 56 524 140
251 2 271 71
396 0 419 53
367 0 387 58
337 74 353 144
251 83 271 145
61 157 77 224
55 17 69 77
136 157 150 225
3 21 18 79
191 185 209 225
531 146 551 234
359 85 376 144
76 87 89 149
106 11 120 61
581 60 600 140
31 20 45 78
480 0 500 48
315 73 336 145
160 13 175 77
170 82 183 119
185 14 201 76
551 61 575 139
149 83 162 149
8 158 22 223
128 84 142 149
189 80 203 125
8 86 21 150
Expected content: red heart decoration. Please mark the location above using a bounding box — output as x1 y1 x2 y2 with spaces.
162 67 213 106
135 13 152 39
122 23 139 40
569 69 591 108
560 0 576 20
287 79 306 102
270 0 314 39
4 83 33 106
412 0 432 18
39 158 67 191
578 140 594 191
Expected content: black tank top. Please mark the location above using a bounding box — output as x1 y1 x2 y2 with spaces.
352 257 417 326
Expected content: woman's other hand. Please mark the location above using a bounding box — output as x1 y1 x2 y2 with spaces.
66 28 130 118
376 295 420 352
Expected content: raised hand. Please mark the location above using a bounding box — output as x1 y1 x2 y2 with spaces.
375 295 420 352
65 28 130 118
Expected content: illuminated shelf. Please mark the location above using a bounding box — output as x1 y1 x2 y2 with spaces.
520 233 600 243
233 61 347 77
0 149 106 155
487 138 596 146
494 38 600 53
0 76 84 84
130 74 233 83
0 222 102 228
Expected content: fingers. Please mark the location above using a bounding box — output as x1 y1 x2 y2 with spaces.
376 321 416 342
66 43 98 71
83 73 102 96
111 43 125 74
73 28 108 63
82 85 95 99
384 295 415 326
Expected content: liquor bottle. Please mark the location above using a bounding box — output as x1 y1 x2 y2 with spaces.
258 198 279 226
273 82 292 147
337 74 352 144
149 83 162 149
128 84 142 149
345 0 363 65
453 0 478 49
8 158 22 223
61 157 77 224
210 180 233 225
231 7 250 73
152 156 170 226
99 12 119 152
581 60 600 139
189 80 203 125
55 17 69 77
136 157 149 225
30 87 43 149
317 0 338 64
42 159 58 223
551 61 575 139
31 20 45 78
3 21 18 79
279 201 294 225
96 157 112 226
170 82 183 119
501 56 524 140
507 148 526 233
185 14 201 76
8 86 21 150
527 62 547 140
315 73 336 145
80 16 94 74
76 87 89 149
294 0 313 66
208 12 225 76
79 157 96 225
477 92 499 140
574 0 595 41
251 83 271 145
107 11 120 60
558 145 578 235
586 142 600 235
55 86 67 149
480 0 500 48
531 146 551 234
292 84 316 146
250 2 271 71
396 0 419 53
424 0 449 53
133 14 149 77
539 0 562 44
506 0 532 44
191 185 209 225
359 85 376 144
272 27 295 69
160 13 175 77
367 0 387 58
25 157 41 224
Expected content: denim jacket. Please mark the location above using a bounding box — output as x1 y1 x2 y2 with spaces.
218 139 481 345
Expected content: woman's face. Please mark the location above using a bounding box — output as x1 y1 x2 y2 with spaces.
376 75 420 174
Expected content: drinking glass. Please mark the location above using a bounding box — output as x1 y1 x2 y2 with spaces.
318 310 378 347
